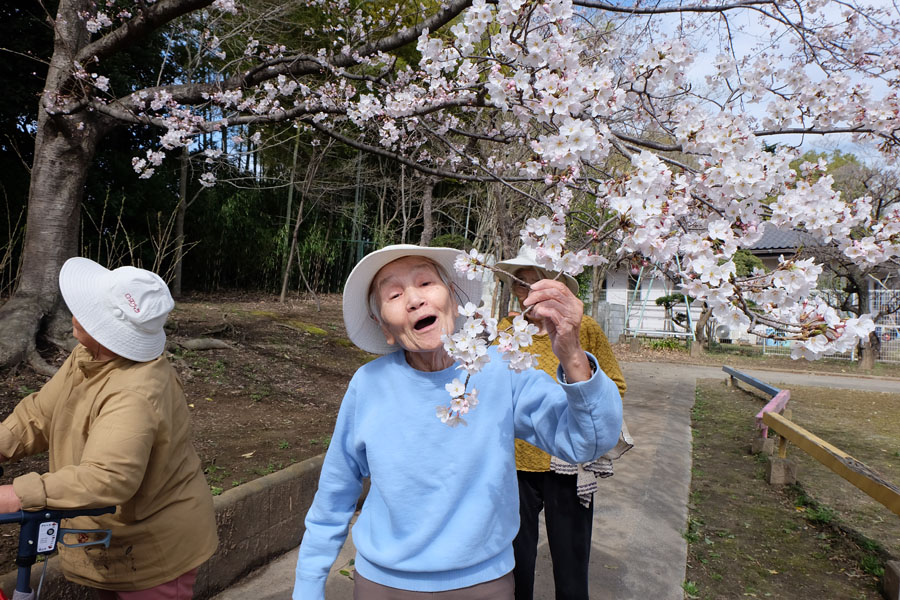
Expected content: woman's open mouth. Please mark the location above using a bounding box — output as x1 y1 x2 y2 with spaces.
414 315 437 331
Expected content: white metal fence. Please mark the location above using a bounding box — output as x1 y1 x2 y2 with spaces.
873 324 900 363
617 281 900 363
752 324 900 363
757 337 856 361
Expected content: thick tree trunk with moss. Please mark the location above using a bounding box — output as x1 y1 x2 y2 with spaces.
0 0 109 370
0 112 107 369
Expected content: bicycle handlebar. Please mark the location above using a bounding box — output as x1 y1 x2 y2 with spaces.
0 466 116 599
0 506 115 526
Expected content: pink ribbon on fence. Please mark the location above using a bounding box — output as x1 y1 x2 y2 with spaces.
755 389 791 438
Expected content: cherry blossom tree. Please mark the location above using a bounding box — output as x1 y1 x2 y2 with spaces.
3 0 900 374
782 151 900 367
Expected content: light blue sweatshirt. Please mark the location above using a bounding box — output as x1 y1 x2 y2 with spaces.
292 347 622 599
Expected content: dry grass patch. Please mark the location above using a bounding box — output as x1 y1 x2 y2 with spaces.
685 379 899 599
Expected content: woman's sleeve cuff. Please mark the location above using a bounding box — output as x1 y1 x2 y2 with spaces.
13 473 46 511
557 352 598 384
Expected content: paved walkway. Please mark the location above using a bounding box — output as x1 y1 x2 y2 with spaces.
211 363 897 599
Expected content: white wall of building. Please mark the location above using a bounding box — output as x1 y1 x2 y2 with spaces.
605 268 703 338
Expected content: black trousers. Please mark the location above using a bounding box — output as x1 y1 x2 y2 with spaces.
512 470 593 600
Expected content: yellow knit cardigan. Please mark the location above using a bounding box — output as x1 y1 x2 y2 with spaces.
496 314 627 471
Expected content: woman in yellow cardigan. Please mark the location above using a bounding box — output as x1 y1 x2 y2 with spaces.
496 247 632 600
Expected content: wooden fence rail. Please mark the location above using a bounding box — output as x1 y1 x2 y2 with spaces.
721 365 900 517
762 412 900 517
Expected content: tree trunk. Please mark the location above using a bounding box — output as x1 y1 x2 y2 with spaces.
590 264 602 321
859 330 879 371
689 306 707 357
279 193 306 303
0 115 107 367
173 147 189 298
419 178 436 246
0 0 109 369
855 284 879 370
694 304 712 346
494 188 517 320
281 143 325 302
281 133 301 280
400 166 409 244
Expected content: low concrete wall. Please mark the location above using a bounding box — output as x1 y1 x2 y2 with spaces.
0 454 326 599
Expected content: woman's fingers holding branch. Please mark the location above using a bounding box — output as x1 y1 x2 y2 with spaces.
523 280 591 381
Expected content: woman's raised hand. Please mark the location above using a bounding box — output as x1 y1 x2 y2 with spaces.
523 280 592 382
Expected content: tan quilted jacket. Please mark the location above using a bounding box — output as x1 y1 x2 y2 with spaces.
0 345 218 590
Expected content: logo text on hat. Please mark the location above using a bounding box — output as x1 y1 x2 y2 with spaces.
125 293 141 313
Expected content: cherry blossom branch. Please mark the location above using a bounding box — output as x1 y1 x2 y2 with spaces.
303 119 545 183
76 0 216 65
572 0 775 14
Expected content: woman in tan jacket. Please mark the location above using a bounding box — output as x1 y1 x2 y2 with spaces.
0 258 217 599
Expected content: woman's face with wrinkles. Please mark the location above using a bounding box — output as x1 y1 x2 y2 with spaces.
371 256 457 355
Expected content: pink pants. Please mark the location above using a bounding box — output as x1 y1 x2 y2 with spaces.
94 568 198 600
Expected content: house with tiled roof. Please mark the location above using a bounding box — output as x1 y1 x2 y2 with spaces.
749 224 808 270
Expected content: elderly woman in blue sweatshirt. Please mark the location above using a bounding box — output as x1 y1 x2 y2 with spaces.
293 244 622 599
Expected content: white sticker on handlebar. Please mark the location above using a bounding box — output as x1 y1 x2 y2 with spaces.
37 521 59 553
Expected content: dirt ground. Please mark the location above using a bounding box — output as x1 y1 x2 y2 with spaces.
686 380 899 599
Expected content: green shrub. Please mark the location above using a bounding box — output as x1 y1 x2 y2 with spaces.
805 505 836 525
650 338 685 351
859 554 884 576
430 233 471 250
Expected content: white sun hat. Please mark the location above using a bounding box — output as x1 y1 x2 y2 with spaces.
494 245 579 296
343 244 485 355
59 257 175 362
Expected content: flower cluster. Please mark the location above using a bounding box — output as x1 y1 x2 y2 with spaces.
437 299 541 426
454 249 490 281
496 316 541 372
436 379 480 427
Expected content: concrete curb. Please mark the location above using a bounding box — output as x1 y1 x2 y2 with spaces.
0 454 326 599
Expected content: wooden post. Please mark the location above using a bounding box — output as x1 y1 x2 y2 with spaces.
777 408 791 459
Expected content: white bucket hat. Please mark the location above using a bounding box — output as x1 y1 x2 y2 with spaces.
59 257 174 362
343 244 485 355
494 246 579 296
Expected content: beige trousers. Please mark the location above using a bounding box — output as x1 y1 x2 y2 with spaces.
354 570 514 599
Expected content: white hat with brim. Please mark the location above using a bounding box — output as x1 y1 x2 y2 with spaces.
59 257 174 362
495 246 580 296
343 245 485 355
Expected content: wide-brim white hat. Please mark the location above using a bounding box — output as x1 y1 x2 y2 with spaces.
343 245 485 355
495 246 579 296
59 257 174 362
